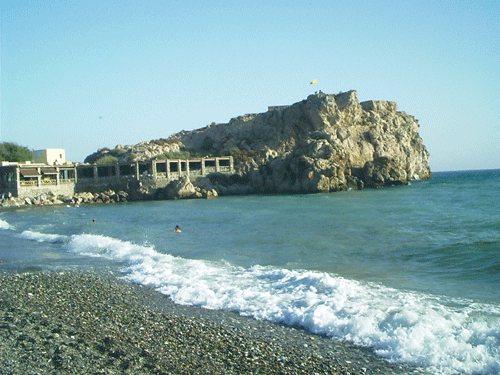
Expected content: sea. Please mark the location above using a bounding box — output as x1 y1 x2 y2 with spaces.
1 169 499 374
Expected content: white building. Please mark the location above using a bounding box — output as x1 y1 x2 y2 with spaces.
34 149 66 165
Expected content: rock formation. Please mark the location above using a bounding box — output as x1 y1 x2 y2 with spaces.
85 91 431 196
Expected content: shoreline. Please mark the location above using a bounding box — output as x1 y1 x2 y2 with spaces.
0 270 426 374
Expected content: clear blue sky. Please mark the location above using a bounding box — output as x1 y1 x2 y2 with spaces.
1 1 498 171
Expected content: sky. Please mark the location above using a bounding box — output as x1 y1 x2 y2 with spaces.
1 0 499 171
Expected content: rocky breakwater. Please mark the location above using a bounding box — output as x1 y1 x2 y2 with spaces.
176 90 431 193
0 190 131 208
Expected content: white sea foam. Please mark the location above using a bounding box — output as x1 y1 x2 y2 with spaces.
0 218 14 230
66 233 500 375
64 233 160 260
19 230 68 243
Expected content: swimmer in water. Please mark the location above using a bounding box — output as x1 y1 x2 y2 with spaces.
175 225 181 233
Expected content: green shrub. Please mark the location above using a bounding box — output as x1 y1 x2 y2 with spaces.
159 151 193 159
96 155 119 165
222 146 258 162
112 147 127 156
201 136 215 152
153 138 177 146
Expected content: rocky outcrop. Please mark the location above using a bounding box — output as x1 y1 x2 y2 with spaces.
84 140 183 164
86 90 431 195
3 91 430 209
176 90 431 192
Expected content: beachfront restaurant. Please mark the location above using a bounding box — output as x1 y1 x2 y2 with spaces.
0 162 76 199
1 156 233 199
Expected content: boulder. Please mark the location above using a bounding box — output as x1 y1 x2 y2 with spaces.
117 190 129 202
202 189 218 199
157 177 197 200
45 196 64 205
74 192 95 203
99 192 111 203
2 197 20 207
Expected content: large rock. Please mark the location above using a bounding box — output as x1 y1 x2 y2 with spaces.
1 197 20 207
156 177 198 200
74 192 95 204
86 90 431 194
175 91 431 193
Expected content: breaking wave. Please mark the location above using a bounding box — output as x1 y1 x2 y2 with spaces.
61 233 500 375
19 230 68 243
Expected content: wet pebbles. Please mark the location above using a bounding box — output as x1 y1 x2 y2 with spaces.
0 271 425 374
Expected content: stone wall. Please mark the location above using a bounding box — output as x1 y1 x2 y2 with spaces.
17 182 76 200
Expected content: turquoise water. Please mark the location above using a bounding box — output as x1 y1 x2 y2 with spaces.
1 169 499 374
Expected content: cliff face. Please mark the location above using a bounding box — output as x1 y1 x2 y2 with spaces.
85 90 431 194
175 90 431 192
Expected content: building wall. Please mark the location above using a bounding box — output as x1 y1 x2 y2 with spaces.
34 149 66 165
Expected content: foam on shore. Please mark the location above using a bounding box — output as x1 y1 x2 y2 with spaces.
58 232 500 375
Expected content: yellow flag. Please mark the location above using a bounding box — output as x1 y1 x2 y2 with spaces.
310 79 317 84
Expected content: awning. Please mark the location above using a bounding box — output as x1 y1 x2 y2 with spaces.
20 169 41 177
41 168 58 175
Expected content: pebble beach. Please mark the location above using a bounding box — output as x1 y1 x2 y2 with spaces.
0 271 425 374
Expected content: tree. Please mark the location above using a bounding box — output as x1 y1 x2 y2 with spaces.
0 142 34 163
